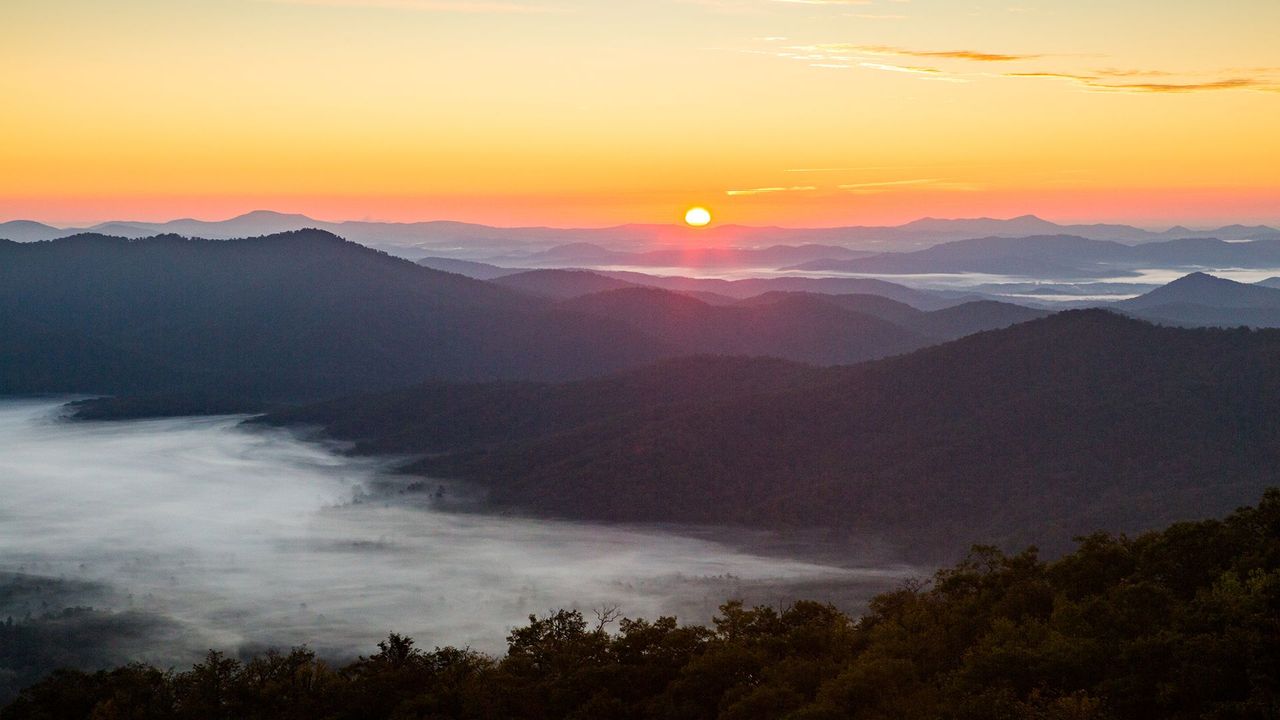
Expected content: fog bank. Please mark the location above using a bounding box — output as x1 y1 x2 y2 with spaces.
0 399 914 667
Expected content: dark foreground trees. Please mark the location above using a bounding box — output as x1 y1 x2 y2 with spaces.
5 490 1279 719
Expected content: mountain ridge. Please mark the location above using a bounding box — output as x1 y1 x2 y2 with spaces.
8 211 1279 258
259 310 1280 558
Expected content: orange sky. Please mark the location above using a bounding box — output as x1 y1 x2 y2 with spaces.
2 0 1278 228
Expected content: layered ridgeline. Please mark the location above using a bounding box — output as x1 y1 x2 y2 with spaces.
0 231 676 402
6 491 1279 719
262 311 1280 557
9 210 1277 255
1 231 1042 408
792 233 1280 278
1117 272 1280 328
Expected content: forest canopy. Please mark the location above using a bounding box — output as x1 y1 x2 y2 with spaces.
4 489 1278 719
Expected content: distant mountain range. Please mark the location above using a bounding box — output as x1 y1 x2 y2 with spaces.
1117 272 1280 328
1 230 1045 405
482 267 961 309
261 311 1280 558
0 231 666 400
4 211 1278 261
13 228 1280 558
495 242 877 269
792 234 1280 279
556 288 930 366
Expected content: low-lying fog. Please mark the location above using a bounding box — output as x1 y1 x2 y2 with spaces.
0 399 914 668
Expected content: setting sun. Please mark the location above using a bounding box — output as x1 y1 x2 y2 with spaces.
684 207 712 228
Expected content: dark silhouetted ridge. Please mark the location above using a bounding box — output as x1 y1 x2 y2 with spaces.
268 310 1280 557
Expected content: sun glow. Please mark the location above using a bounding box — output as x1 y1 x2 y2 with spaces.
684 207 712 227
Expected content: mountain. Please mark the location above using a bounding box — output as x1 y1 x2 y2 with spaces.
896 214 1064 238
0 221 65 243
1124 272 1280 310
11 211 1279 258
1162 223 1280 241
792 234 1280 278
0 231 670 400
258 355 825 457
738 291 926 325
1117 272 1280 328
790 234 1136 277
555 287 931 365
90 210 318 239
262 311 1280 558
591 271 956 309
415 256 520 280
740 292 1050 339
507 243 872 269
491 270 644 299
1258 277 1280 290
484 267 960 309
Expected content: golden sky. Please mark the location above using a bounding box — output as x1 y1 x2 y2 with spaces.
2 0 1278 227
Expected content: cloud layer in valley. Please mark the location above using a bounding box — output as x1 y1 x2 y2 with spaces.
0 400 911 666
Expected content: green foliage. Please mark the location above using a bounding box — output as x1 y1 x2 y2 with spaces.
5 490 1279 719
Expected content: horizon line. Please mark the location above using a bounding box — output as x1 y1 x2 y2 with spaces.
4 209 1278 235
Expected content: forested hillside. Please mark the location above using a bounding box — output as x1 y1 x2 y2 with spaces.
0 231 667 399
264 311 1280 556
6 490 1277 719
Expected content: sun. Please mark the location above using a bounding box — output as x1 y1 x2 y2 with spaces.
684 206 712 227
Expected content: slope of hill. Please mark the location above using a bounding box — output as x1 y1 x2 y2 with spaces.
1118 272 1280 327
492 269 643 298
556 288 931 365
9 490 1280 718
510 243 872 269
0 221 65 243
793 234 1280 278
739 292 1049 340
791 234 1136 276
593 271 955 308
258 356 829 456
480 268 958 308
264 311 1280 557
1123 272 1280 310
0 231 669 399
415 256 520 280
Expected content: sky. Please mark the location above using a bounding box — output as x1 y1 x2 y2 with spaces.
1 0 1278 228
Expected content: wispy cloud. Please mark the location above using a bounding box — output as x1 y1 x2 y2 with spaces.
1090 78 1269 93
770 0 872 4
1006 70 1277 94
1092 68 1177 79
725 186 818 196
257 0 559 13
859 62 939 75
785 166 934 173
838 178 979 193
849 44 1040 62
762 38 1280 95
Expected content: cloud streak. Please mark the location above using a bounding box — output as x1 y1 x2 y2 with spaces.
1006 71 1277 94
725 186 819 196
257 0 559 13
859 62 940 75
848 45 1041 62
772 37 1280 95
838 178 979 193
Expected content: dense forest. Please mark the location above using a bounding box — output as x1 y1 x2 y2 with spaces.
5 490 1277 719
259 310 1280 557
